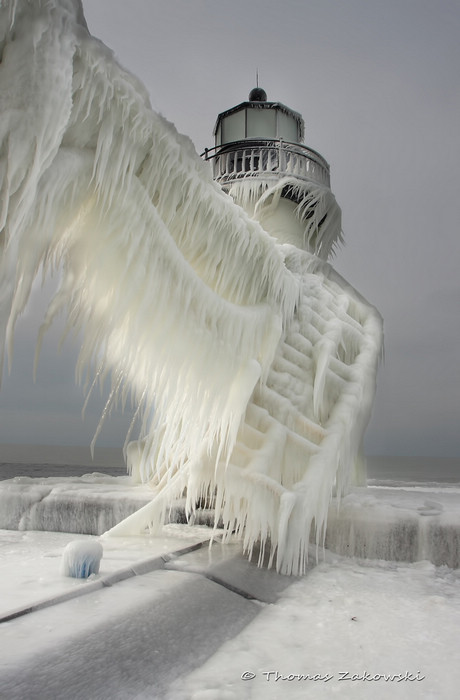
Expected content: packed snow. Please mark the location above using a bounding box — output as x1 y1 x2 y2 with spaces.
166 551 460 700
0 528 459 699
0 0 382 574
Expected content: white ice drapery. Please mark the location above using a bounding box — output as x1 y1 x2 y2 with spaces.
0 0 382 574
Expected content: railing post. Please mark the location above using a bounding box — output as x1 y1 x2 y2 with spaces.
279 139 283 173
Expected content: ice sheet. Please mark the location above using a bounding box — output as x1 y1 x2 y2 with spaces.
167 552 460 700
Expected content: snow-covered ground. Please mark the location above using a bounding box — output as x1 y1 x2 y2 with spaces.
0 524 459 699
168 551 460 700
0 457 459 699
0 525 211 616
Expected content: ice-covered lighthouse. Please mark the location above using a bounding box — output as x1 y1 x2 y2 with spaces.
203 86 342 257
177 87 383 574
0 0 382 576
110 86 382 575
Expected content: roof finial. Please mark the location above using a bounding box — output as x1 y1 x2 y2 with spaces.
249 70 267 102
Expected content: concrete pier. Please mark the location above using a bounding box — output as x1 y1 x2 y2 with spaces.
0 476 459 568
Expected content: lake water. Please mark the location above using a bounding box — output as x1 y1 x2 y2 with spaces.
0 443 126 480
0 443 459 485
366 455 460 486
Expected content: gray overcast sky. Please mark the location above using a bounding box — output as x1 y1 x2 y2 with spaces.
0 0 459 457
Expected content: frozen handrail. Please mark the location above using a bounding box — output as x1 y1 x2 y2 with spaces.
202 140 331 189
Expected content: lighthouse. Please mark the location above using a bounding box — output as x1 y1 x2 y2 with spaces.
203 87 342 258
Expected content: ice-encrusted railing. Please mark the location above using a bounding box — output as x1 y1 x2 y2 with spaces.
203 140 331 188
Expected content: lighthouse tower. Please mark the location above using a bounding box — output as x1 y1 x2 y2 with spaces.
203 87 342 258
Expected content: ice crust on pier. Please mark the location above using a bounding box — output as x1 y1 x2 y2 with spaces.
0 0 382 575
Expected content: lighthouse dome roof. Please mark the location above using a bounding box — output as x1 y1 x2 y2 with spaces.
248 87 267 102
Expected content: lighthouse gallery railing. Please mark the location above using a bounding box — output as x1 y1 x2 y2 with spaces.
202 140 331 189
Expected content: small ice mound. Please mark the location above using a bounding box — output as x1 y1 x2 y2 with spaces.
61 540 103 578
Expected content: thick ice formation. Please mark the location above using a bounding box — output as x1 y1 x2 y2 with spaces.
227 177 343 260
0 0 382 575
117 254 382 574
